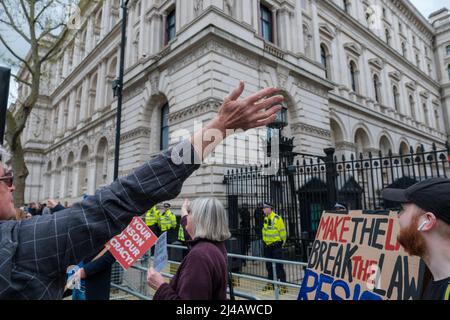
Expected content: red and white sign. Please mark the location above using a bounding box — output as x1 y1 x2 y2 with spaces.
107 216 157 270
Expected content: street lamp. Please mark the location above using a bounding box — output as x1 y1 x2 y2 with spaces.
267 100 288 130
112 0 130 180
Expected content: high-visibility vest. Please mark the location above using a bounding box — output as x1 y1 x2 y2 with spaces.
262 211 287 246
158 210 177 232
145 206 159 226
178 224 185 242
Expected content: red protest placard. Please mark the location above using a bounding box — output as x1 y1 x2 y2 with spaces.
107 216 157 270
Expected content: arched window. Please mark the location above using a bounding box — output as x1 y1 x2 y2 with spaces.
349 61 358 92
320 44 330 79
373 74 380 103
160 103 169 150
393 86 400 112
409 95 416 120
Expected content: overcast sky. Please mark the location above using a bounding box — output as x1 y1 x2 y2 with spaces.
1 1 449 103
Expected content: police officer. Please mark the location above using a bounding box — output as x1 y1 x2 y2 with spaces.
145 205 161 237
261 202 287 294
145 205 161 257
159 203 177 243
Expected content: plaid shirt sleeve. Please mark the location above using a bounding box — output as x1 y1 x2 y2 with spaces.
13 140 201 277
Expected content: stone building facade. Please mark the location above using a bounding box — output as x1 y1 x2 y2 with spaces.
15 0 450 206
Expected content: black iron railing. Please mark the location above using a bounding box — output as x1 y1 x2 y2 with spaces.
224 142 450 263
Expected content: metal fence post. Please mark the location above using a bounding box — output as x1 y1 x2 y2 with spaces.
323 148 337 209
272 262 279 300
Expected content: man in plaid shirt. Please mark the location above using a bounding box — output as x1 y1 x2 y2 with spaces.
0 82 283 299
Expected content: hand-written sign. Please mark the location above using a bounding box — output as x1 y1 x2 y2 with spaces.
107 217 157 270
153 231 168 272
298 210 426 300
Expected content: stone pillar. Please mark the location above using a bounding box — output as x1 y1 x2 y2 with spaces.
272 8 278 46
49 171 55 199
86 18 94 53
310 0 322 63
139 1 147 58
381 64 391 107
360 47 370 98
161 13 167 47
242 0 253 26
253 0 260 31
294 0 304 54
126 6 134 66
80 78 90 122
428 98 435 128
87 156 97 195
95 60 107 112
101 0 110 37
67 90 76 130
60 166 68 199
57 102 64 136
398 78 408 116
335 28 345 86
62 51 69 78
72 162 81 197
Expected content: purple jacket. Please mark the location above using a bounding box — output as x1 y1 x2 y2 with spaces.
153 238 228 300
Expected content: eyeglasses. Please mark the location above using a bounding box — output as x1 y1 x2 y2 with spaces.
0 170 14 188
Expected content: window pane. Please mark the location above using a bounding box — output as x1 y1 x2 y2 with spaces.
161 103 169 150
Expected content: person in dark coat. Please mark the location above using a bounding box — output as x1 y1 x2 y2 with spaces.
47 199 66 213
75 250 117 300
147 198 231 300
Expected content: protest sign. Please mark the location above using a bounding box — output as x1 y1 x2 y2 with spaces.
298 210 426 300
107 216 157 270
154 231 168 272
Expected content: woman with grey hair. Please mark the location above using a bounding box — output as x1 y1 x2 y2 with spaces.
147 198 231 300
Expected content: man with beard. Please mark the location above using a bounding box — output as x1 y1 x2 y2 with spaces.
382 177 450 300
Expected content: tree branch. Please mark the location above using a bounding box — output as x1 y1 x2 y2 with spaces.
39 29 68 63
18 0 30 22
0 1 31 42
35 0 56 22
38 22 66 42
11 73 32 88
0 34 33 74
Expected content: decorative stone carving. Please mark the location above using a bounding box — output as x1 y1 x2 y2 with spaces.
169 98 222 124
294 80 329 98
120 126 152 143
291 123 331 139
194 0 204 17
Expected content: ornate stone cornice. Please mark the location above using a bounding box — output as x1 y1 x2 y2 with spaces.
168 40 259 76
291 123 331 139
169 99 222 125
120 126 151 144
335 141 356 150
294 80 329 98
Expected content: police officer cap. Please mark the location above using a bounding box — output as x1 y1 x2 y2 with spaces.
163 203 171 208
262 202 273 208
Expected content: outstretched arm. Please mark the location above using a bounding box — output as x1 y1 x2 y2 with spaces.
13 82 283 277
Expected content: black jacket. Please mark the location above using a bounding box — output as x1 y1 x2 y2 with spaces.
83 251 116 300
